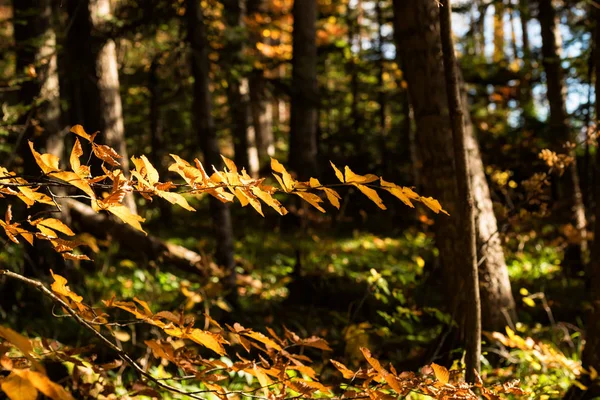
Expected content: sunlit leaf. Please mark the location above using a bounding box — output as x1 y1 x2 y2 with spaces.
330 161 344 183
50 270 83 303
105 204 146 234
344 166 378 184
355 184 386 210
70 125 97 142
420 196 449 215
431 362 450 384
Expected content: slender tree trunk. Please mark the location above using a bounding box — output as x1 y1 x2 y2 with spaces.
289 0 319 178
493 0 506 63
247 0 274 171
518 0 535 119
65 0 136 213
223 0 259 175
149 58 172 222
392 0 516 333
439 0 481 381
538 0 588 272
508 0 519 61
375 0 387 166
187 0 237 300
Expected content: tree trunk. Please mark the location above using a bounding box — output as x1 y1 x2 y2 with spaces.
65 0 136 213
493 0 505 63
439 0 481 381
187 0 237 301
518 0 535 119
538 0 588 273
564 6 600 399
13 0 63 163
223 0 259 176
289 0 319 179
392 0 516 333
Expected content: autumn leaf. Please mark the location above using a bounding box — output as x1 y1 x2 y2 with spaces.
17 187 54 207
420 196 449 215
186 329 227 356
70 125 97 142
295 192 326 213
360 347 402 393
330 161 344 183
29 141 60 174
221 156 238 173
31 218 75 236
92 143 121 166
355 184 386 210
50 270 83 303
105 204 146 234
344 166 378 184
1 370 38 400
330 359 355 379
0 327 44 373
271 158 295 192
431 362 450 385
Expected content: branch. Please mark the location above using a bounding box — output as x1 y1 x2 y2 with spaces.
0 269 208 400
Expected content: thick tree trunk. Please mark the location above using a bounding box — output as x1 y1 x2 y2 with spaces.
392 0 516 332
538 0 588 272
187 0 236 299
13 0 63 163
289 0 319 179
439 0 481 381
65 0 136 213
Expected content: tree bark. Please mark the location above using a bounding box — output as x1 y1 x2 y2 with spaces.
65 0 136 213
439 0 481 381
538 0 588 272
493 0 506 63
187 0 237 300
518 0 535 119
392 0 516 333
564 6 600 399
223 0 259 176
289 0 319 179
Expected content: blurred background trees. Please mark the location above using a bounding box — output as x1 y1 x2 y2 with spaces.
2 0 600 397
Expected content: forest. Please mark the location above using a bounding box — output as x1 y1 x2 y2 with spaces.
0 0 599 398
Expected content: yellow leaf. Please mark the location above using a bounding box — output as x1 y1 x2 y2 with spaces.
1 370 38 400
221 156 238 173
322 188 341 209
330 161 344 183
344 166 378 184
35 219 75 236
251 187 287 215
253 364 271 396
380 178 415 208
431 363 450 385
29 141 59 174
0 327 44 373
309 177 321 188
591 366 598 381
140 155 159 184
105 204 146 234
50 270 83 303
17 187 54 207
420 196 449 215
186 329 227 355
295 192 326 213
360 347 402 393
271 158 295 192
52 171 95 200
330 359 355 379
355 184 386 210
522 297 535 307
23 369 75 400
70 125 96 142
243 330 283 351
572 380 588 391
157 191 196 212
69 138 87 178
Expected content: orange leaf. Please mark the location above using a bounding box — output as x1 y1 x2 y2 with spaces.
50 270 83 303
70 125 97 142
354 184 386 210
329 161 344 182
431 363 449 385
104 204 146 234
295 192 326 213
344 166 379 184
330 359 355 379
